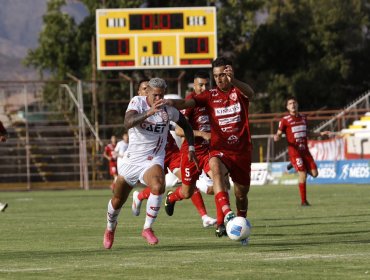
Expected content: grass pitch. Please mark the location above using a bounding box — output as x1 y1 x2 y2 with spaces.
0 184 370 280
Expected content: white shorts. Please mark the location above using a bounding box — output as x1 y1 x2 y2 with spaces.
118 156 164 187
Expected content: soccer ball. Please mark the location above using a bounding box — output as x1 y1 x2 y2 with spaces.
226 217 251 241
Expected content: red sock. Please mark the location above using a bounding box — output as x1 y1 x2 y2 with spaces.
168 186 185 203
138 187 151 201
298 182 307 203
215 191 231 225
191 188 207 217
215 196 224 226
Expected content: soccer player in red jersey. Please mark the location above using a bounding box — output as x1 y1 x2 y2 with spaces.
164 71 218 227
165 57 255 243
274 96 331 206
104 135 118 191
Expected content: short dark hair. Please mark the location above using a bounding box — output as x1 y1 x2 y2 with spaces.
194 70 209 80
137 79 149 91
286 96 297 106
212 57 232 68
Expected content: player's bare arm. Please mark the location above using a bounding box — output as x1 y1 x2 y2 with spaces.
164 98 196 110
224 65 254 100
309 130 332 139
175 125 211 141
274 129 283 142
124 99 165 129
175 113 199 170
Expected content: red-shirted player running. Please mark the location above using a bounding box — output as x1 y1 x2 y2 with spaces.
164 71 218 227
166 57 255 244
274 96 331 206
104 135 118 190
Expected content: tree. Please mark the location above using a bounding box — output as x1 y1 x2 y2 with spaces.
245 0 370 112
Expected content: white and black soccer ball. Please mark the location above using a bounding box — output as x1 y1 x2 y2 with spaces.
226 217 251 241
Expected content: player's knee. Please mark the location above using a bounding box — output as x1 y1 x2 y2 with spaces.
150 184 165 195
311 169 318 178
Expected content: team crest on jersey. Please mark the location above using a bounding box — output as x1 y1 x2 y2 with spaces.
229 92 237 101
227 135 239 144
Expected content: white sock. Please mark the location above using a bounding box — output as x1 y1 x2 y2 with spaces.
143 193 162 229
107 200 121 231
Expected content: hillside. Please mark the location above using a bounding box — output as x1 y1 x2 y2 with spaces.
0 0 88 81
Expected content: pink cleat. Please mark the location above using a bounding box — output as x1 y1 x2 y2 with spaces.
141 228 159 245
103 225 116 249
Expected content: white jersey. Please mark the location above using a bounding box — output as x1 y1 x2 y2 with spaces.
114 140 129 169
123 96 180 165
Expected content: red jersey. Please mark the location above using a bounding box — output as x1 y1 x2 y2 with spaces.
165 131 180 156
104 143 117 163
180 91 210 154
164 131 181 173
193 86 251 153
278 113 309 155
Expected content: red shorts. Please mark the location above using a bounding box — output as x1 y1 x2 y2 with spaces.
290 152 317 172
164 149 181 174
181 149 210 186
109 162 117 176
209 148 252 186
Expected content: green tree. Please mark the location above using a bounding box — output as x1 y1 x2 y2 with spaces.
245 0 370 112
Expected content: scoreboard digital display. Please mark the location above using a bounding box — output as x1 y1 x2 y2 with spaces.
96 7 217 70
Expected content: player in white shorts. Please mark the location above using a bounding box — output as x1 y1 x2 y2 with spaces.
103 78 197 248
113 131 129 169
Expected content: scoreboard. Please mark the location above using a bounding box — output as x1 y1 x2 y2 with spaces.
96 7 217 70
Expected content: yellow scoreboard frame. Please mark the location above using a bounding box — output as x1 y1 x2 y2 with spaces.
96 7 217 70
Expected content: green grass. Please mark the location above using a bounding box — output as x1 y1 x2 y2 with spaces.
1 184 370 280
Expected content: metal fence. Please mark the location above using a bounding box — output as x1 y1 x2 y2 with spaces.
1 80 369 190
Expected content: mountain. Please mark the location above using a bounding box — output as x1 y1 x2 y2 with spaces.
0 0 88 80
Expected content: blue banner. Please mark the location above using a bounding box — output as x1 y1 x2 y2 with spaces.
307 159 370 184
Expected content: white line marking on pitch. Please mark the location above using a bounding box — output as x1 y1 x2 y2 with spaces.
0 268 52 272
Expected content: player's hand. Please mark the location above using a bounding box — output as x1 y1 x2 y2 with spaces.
273 134 280 142
148 99 166 116
224 65 234 83
188 151 200 171
320 131 332 139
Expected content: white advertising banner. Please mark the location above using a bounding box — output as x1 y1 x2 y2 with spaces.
308 137 345 161
250 163 270 186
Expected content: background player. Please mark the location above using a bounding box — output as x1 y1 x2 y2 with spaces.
165 71 218 225
103 78 197 248
165 57 255 245
113 131 129 169
274 96 331 206
103 135 118 191
137 79 149 96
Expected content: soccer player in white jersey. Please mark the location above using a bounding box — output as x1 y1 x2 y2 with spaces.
103 78 197 248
